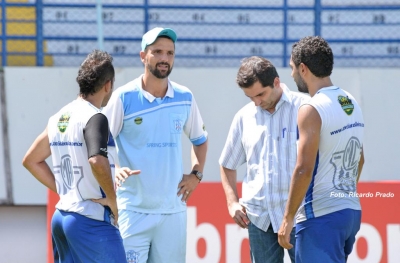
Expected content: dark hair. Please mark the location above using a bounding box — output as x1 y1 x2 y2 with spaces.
291 36 333 77
236 56 279 88
76 50 114 98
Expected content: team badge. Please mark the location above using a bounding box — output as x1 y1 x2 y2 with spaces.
57 112 71 133
126 250 140 263
174 119 183 132
330 137 362 192
169 113 184 134
60 154 74 190
338 95 354 115
134 117 143 125
53 154 83 197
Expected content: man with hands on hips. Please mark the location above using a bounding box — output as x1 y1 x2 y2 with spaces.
23 50 127 263
103 27 208 263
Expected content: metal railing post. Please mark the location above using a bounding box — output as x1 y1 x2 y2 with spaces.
144 0 149 34
36 0 44 66
1 1 7 66
314 0 321 36
283 0 288 67
0 69 13 205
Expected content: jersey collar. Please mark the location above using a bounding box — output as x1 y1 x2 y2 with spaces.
138 74 174 103
316 86 339 94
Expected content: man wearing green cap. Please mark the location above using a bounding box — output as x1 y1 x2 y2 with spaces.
103 27 208 263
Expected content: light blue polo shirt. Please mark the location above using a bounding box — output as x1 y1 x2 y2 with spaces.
103 75 208 214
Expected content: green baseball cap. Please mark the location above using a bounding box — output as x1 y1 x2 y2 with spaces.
141 27 177 51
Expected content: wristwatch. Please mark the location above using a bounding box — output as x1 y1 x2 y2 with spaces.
191 170 203 182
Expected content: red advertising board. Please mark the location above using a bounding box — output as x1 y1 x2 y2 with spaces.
47 182 400 263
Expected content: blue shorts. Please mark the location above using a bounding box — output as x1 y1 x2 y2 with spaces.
295 208 361 263
51 208 126 263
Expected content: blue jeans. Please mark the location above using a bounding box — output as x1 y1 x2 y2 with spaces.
248 222 295 263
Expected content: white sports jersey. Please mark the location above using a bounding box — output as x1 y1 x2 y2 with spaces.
48 99 108 221
296 86 364 223
219 84 309 232
103 75 208 214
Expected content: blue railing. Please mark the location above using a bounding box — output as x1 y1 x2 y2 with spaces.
1 0 400 67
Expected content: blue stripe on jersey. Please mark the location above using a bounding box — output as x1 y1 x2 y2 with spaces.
191 135 207 146
100 187 106 198
124 101 191 120
120 85 193 119
305 151 319 219
107 133 115 146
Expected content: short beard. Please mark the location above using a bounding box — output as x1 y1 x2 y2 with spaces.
296 75 309 94
147 62 173 79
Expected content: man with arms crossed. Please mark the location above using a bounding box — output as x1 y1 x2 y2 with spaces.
219 56 309 263
103 27 208 263
23 50 128 263
278 36 365 262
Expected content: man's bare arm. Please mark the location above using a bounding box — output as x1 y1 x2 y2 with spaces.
22 127 57 193
191 140 208 174
278 105 321 249
221 166 249 228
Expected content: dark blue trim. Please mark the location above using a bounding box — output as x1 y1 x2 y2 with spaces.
322 5 400 10
144 0 149 33
43 3 143 8
314 0 321 36
36 0 43 66
107 133 116 147
283 0 288 67
100 187 106 198
304 151 319 219
1 1 6 66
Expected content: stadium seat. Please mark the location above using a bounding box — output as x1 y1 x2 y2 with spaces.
0 0 53 66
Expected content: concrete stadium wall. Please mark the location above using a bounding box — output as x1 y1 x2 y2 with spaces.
0 206 47 263
0 85 6 202
1 67 399 262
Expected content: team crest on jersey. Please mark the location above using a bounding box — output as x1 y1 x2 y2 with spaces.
53 154 84 196
330 137 362 192
134 117 143 125
174 119 183 132
58 112 71 133
169 113 184 134
60 155 74 189
338 95 354 115
126 250 140 263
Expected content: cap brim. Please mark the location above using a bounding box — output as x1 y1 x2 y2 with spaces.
157 28 177 43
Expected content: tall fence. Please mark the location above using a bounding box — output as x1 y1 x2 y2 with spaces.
1 0 400 67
